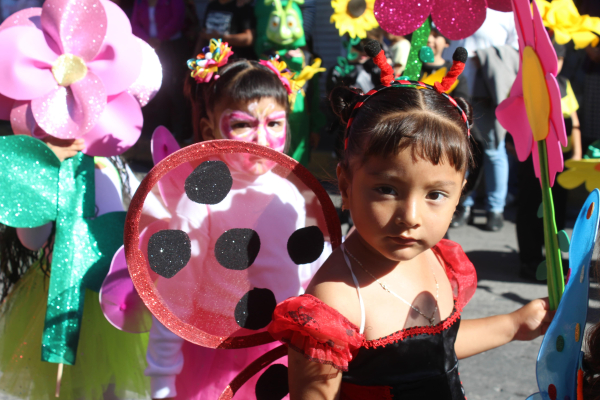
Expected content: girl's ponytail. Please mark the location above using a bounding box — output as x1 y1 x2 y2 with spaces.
454 97 474 127
329 86 364 124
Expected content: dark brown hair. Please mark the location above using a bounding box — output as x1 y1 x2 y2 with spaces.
330 85 474 174
185 59 290 146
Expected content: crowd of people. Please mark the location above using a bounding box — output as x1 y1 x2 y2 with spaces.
0 0 599 399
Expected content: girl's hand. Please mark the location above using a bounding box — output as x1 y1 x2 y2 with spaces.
511 298 554 341
43 137 85 162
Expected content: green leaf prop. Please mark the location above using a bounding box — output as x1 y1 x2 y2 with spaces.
0 136 126 365
403 17 432 81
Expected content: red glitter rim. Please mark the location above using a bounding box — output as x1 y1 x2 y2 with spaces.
124 140 342 349
218 344 288 399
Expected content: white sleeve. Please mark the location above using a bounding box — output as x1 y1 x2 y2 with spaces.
145 316 185 399
16 224 53 251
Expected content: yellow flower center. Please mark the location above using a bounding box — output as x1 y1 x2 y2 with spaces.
522 46 550 141
52 54 88 87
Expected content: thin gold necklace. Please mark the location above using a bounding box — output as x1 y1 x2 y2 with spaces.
344 247 440 326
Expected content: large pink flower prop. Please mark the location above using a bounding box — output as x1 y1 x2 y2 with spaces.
374 0 512 40
0 0 162 156
496 0 567 186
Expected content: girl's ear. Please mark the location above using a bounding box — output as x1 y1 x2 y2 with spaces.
200 117 216 142
337 163 351 209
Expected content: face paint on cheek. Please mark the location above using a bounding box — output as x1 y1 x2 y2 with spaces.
264 111 287 152
219 111 257 140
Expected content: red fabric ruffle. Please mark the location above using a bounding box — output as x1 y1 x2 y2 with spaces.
432 239 477 311
268 295 363 371
363 304 461 349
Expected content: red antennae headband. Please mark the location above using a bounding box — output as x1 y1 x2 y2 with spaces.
343 40 470 150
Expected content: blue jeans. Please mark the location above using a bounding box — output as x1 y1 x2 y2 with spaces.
463 139 509 213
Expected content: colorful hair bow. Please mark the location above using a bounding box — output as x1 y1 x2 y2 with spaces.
187 39 234 83
259 56 295 94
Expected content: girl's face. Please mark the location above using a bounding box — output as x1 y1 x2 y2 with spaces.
338 148 465 262
202 96 287 174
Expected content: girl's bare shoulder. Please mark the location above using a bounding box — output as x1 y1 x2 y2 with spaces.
305 247 363 328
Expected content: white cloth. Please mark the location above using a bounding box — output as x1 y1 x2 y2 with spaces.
146 316 185 399
390 38 411 71
444 9 519 95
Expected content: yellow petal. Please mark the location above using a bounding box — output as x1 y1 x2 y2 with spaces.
522 46 550 141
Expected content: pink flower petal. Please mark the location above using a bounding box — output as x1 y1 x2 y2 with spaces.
546 73 567 147
0 93 13 120
496 95 533 161
41 0 107 62
127 38 162 107
151 126 180 165
9 100 36 135
31 71 106 138
100 245 152 333
374 0 433 37
0 26 58 100
82 92 142 156
531 0 557 76
512 0 535 48
432 0 488 41
151 127 193 210
546 122 564 187
486 0 512 12
509 65 524 98
0 7 41 32
87 0 142 96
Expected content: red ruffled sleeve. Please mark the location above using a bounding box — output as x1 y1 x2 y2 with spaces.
268 294 363 371
432 239 477 311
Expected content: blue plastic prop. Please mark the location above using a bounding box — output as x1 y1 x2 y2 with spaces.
527 188 600 400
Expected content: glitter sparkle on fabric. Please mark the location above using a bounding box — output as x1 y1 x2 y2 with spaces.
403 16 432 81
0 136 126 365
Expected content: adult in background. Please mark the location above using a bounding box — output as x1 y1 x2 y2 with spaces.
199 0 256 60
449 8 519 231
579 0 600 148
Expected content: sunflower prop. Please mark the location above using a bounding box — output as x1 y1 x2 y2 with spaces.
331 0 379 39
535 0 600 49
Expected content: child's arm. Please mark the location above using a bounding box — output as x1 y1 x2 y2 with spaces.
288 348 342 400
455 298 552 359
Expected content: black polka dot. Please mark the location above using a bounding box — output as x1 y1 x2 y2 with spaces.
215 229 261 270
147 230 191 278
287 226 324 265
234 288 276 330
184 160 232 205
255 364 289 400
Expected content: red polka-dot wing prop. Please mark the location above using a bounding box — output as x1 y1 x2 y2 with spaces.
526 189 600 400
125 140 341 349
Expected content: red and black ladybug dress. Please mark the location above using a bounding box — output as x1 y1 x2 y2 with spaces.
269 239 477 400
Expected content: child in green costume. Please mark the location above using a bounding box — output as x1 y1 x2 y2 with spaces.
255 0 326 166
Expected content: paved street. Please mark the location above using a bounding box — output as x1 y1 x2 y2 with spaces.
450 209 600 400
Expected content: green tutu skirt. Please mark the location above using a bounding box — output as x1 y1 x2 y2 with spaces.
0 262 150 399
